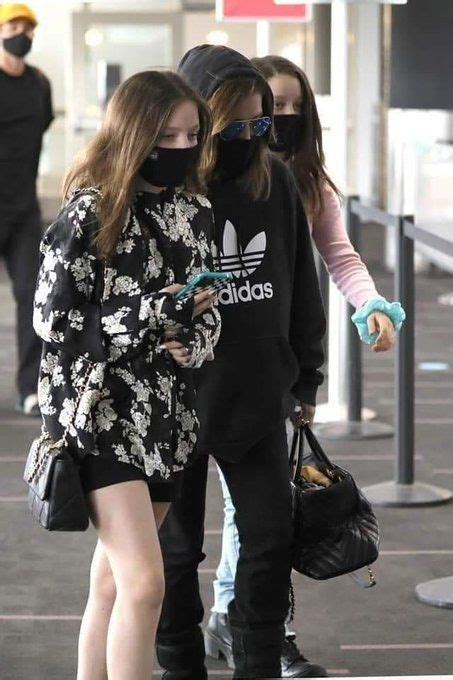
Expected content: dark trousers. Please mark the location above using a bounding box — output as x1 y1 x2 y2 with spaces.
0 204 42 399
157 422 293 678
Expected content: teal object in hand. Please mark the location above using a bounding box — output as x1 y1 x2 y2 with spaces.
351 296 406 345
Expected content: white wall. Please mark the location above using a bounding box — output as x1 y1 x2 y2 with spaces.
353 4 381 202
24 0 181 111
182 11 256 61
24 1 70 111
27 2 328 115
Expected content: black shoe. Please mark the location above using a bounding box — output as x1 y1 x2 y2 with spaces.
16 394 40 417
281 634 328 678
157 635 208 679
204 612 234 669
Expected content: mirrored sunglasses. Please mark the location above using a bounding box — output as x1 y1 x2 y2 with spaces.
220 116 272 142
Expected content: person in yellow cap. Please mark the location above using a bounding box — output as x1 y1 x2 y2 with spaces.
0 4 53 416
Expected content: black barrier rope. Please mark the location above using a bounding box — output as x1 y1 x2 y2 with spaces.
344 200 452 508
318 196 453 608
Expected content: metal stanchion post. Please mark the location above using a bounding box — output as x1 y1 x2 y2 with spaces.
346 293 362 424
396 218 415 486
362 215 452 506
315 196 393 441
346 197 363 425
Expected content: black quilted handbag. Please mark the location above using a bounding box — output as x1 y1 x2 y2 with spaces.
290 423 379 581
23 365 92 532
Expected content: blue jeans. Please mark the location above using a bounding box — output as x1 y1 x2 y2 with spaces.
212 463 240 614
212 419 294 615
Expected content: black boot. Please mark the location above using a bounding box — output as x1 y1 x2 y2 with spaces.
157 628 208 680
204 612 234 669
205 613 327 678
226 599 284 680
231 626 284 679
281 634 327 678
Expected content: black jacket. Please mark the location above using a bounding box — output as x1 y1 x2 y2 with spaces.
180 45 326 460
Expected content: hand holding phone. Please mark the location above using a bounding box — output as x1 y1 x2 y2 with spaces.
193 289 216 317
160 283 218 320
175 271 233 302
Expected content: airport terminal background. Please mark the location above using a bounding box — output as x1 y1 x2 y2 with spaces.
2 1 453 678
29 0 453 264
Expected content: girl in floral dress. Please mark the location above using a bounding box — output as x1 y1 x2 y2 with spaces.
32 70 221 680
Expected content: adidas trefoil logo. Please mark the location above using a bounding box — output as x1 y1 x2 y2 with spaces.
220 219 266 278
214 220 274 306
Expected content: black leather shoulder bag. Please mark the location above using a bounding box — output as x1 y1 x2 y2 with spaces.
290 423 380 582
23 364 92 532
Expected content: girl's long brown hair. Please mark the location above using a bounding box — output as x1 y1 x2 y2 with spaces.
202 77 272 201
63 70 212 259
252 55 340 216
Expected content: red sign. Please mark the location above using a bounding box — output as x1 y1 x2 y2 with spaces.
216 0 311 22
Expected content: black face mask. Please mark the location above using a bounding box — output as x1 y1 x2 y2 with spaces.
216 138 258 180
3 33 33 58
270 114 303 155
139 145 199 188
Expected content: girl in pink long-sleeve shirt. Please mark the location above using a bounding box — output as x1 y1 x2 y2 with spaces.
251 56 403 395
312 182 379 309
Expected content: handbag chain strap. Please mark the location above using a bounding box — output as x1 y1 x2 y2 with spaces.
60 360 94 448
27 247 103 483
29 362 94 482
288 579 296 623
41 250 103 450
349 566 377 588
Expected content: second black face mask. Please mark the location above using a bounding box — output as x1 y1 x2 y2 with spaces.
139 145 199 188
3 33 33 58
216 138 258 180
270 114 303 155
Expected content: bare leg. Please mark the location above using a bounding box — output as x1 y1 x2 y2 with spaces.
77 481 169 680
77 539 117 680
77 497 171 680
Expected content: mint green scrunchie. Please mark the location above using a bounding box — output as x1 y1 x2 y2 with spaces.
351 297 406 345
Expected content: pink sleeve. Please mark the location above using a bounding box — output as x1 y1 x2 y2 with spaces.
311 185 379 310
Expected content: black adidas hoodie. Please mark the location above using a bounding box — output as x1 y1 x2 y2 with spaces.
180 45 326 460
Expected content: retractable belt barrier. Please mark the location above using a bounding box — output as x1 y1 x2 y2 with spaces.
340 197 452 507
333 197 453 610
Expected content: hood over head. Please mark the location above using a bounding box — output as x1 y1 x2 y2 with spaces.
178 44 274 133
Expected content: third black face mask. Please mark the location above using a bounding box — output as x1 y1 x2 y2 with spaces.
270 114 303 155
139 145 199 188
3 33 33 58
216 138 258 180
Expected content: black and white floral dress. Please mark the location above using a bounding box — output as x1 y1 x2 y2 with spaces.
33 187 221 490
